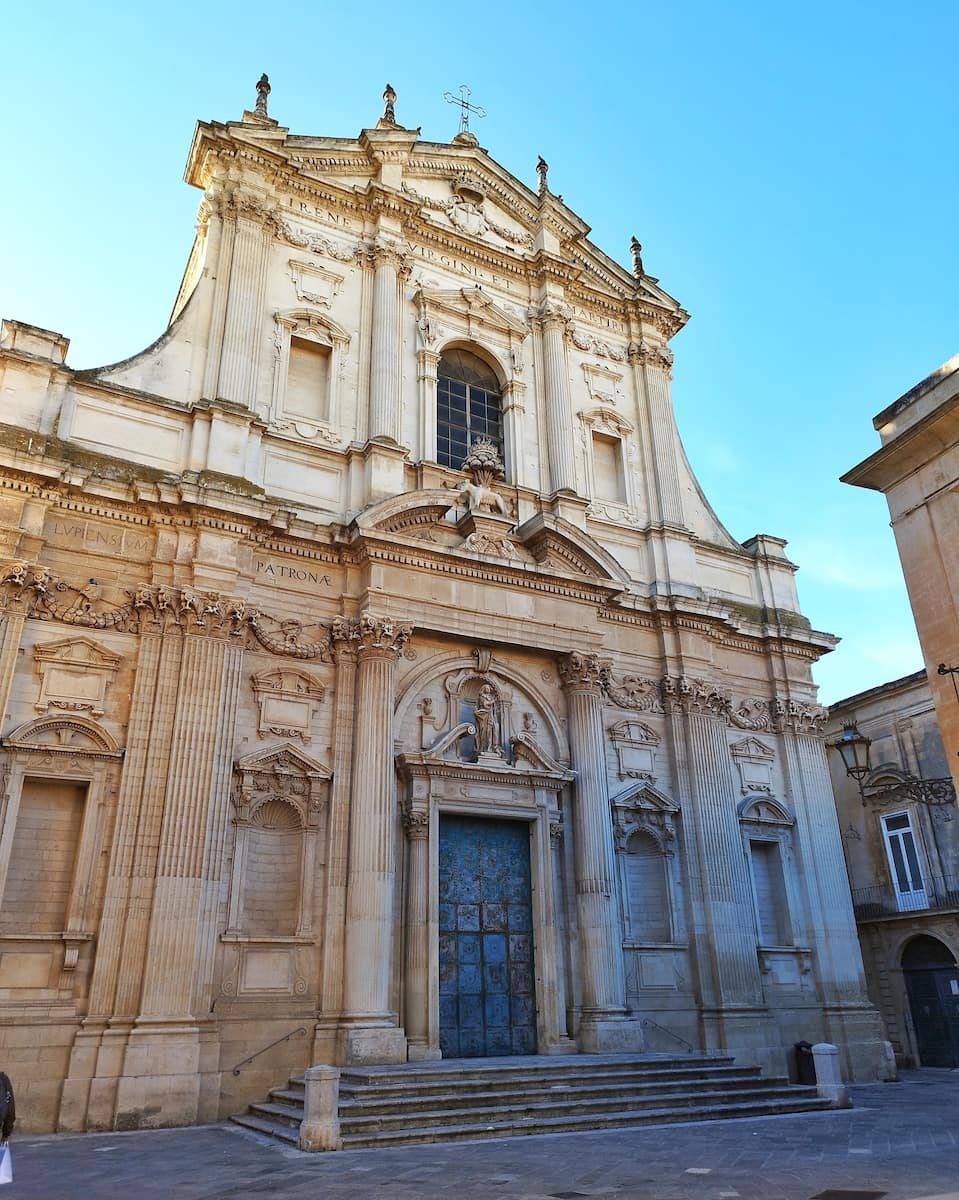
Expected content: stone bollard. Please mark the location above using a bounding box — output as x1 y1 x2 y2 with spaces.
298 1065 341 1152
811 1043 852 1109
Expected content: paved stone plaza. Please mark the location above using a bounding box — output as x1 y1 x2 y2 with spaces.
6 1070 958 1199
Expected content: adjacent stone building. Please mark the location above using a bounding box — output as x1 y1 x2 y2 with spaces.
827 672 959 1068
842 353 959 791
0 81 886 1132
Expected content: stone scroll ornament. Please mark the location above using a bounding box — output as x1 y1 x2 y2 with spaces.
0 561 333 661
603 666 827 736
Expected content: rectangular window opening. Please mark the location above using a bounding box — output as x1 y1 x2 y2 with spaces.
591 432 627 506
749 839 791 946
286 336 331 422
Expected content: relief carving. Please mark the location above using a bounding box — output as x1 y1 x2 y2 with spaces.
0 561 334 660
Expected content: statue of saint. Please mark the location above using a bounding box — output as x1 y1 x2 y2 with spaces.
474 682 498 755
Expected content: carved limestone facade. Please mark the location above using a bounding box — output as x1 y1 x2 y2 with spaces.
0 86 886 1133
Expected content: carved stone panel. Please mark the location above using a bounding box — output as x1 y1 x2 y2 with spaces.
33 637 122 716
251 668 326 743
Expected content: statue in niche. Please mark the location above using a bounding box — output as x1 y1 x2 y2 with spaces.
474 682 499 755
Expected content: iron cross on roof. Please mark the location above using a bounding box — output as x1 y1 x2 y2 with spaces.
443 84 486 135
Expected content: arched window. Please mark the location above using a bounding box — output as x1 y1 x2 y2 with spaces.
436 349 503 470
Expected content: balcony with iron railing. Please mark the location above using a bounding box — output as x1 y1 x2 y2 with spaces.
852 874 959 920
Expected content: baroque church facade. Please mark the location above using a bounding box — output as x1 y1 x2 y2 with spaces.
0 82 886 1131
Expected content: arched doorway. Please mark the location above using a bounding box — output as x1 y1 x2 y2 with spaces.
902 935 959 1067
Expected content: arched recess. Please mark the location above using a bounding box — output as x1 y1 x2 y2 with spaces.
0 714 124 994
394 650 568 765
901 934 959 1067
611 781 682 948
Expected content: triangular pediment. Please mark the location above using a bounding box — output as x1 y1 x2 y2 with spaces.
416 286 528 337
611 780 679 813
235 742 331 779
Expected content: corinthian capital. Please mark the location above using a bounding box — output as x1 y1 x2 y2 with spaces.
627 339 673 374
331 612 412 659
365 237 411 275
530 298 572 333
558 651 613 693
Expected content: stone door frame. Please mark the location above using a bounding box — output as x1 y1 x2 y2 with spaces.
397 754 574 1060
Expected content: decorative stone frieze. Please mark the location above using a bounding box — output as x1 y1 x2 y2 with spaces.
0 561 334 659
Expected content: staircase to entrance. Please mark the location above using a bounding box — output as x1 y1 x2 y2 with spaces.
231 1053 833 1149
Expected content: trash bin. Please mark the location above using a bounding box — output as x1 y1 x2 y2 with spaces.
794 1040 816 1085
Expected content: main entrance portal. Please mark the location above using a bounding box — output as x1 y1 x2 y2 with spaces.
438 814 537 1058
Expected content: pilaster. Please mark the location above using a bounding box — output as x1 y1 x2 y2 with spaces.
533 302 578 495
368 241 407 444
212 188 275 408
335 613 411 1064
559 652 633 1049
630 340 684 527
112 632 242 1128
403 806 436 1060
679 707 766 1017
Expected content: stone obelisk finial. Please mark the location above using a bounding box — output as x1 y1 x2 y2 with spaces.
254 73 271 118
630 236 644 278
382 83 397 124
536 156 549 198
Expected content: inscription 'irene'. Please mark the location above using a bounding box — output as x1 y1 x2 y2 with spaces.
255 559 332 587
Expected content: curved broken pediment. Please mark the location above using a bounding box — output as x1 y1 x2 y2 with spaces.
4 714 122 758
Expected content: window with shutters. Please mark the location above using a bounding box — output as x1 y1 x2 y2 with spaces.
749 839 792 946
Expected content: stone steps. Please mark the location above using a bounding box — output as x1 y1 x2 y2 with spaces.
230 1053 834 1149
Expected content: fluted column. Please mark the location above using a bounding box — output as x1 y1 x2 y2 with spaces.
403 807 434 1058
137 634 241 1019
368 243 405 443
535 303 578 494
678 705 764 1008
559 652 626 1023
215 190 274 408
335 613 411 1064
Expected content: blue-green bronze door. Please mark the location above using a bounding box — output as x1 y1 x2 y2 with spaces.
438 815 537 1057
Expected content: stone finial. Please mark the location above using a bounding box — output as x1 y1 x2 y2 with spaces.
630 236 644 278
382 83 397 124
536 156 549 197
254 73 271 118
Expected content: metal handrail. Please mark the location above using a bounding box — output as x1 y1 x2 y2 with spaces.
641 1018 694 1053
852 874 959 920
231 1026 308 1076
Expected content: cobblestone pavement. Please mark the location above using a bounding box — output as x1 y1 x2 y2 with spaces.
8 1070 959 1200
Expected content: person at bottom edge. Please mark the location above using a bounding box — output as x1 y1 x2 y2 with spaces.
0 1073 14 1144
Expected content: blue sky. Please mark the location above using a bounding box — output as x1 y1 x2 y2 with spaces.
3 2 957 704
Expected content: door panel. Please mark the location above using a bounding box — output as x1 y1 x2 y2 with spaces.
438 814 536 1058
